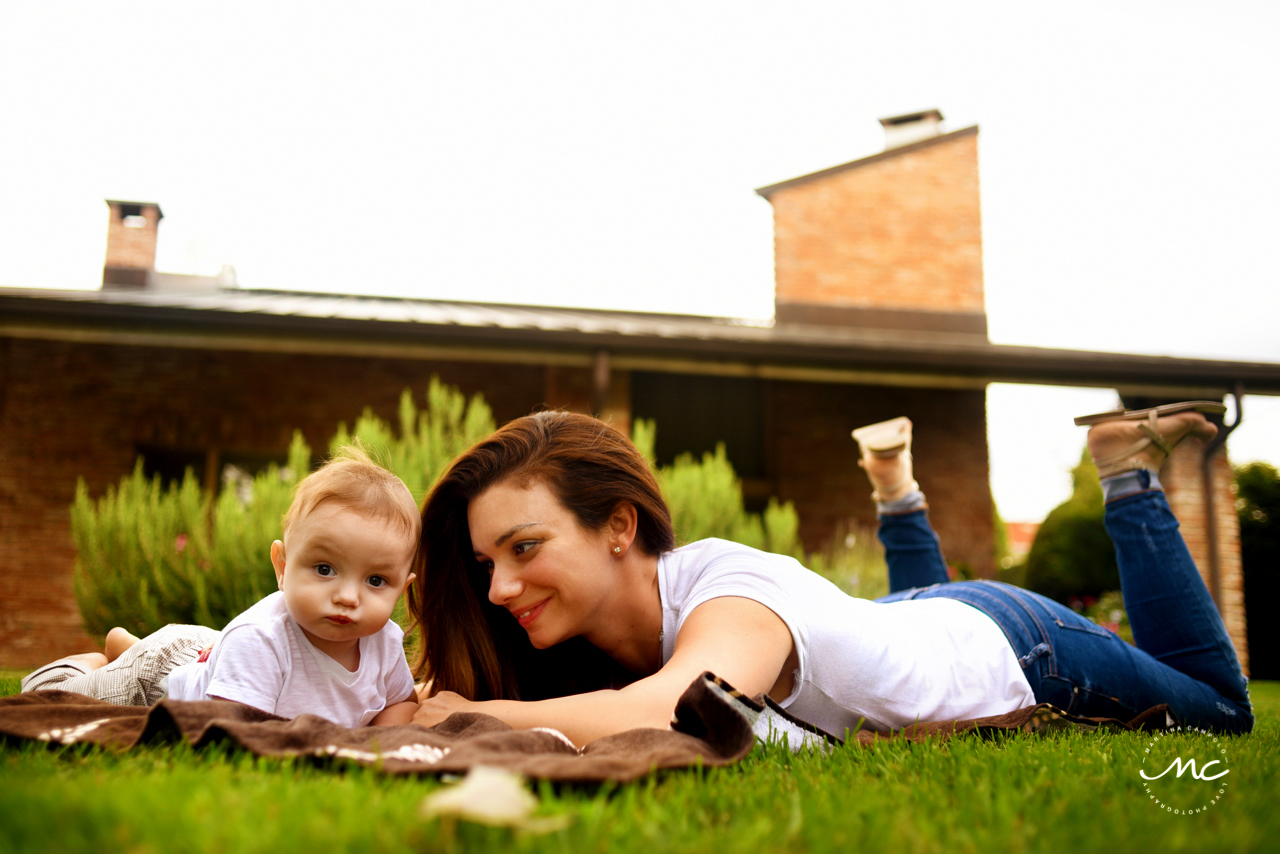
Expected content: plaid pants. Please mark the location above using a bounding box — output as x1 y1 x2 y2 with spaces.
21 624 220 706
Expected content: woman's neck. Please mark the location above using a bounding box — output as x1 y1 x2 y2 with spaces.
581 550 664 677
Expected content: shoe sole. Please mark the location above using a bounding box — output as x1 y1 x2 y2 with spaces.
1073 400 1226 427
851 416 912 453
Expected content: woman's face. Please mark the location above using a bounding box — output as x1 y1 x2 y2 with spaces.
467 478 616 649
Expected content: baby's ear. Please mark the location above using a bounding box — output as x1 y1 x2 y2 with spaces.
270 540 286 589
403 572 417 592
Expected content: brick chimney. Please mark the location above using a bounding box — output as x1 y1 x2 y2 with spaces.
880 109 944 149
103 200 163 288
756 109 986 338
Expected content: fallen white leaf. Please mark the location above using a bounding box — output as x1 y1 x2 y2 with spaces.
420 766 538 827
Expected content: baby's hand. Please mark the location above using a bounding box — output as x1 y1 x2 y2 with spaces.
411 690 474 728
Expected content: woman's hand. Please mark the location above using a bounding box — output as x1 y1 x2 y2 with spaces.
411 690 476 729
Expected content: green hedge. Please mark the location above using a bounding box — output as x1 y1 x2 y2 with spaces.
1022 449 1120 603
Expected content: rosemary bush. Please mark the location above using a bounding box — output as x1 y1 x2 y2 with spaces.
330 379 495 501
632 419 805 558
72 461 215 639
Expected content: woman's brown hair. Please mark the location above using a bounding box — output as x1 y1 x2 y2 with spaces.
408 411 675 701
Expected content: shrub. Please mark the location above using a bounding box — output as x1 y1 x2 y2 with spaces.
1023 448 1120 603
805 524 889 601
992 502 1012 569
73 431 313 639
1078 590 1134 644
1237 461 1280 679
631 420 804 559
330 379 495 502
73 461 216 639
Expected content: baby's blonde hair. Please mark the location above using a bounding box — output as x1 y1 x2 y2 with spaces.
282 445 421 545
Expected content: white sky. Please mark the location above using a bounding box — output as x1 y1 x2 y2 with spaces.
2 1 1277 522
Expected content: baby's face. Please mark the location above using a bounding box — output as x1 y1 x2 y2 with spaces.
271 502 417 659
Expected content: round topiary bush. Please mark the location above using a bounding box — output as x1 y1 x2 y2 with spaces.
1023 449 1120 603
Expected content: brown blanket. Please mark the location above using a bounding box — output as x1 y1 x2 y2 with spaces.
0 673 1173 781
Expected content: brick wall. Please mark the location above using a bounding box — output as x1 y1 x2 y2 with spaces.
767 380 994 575
0 336 594 668
768 131 984 314
1160 440 1249 674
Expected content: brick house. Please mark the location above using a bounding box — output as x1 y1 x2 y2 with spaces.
2 111 1277 670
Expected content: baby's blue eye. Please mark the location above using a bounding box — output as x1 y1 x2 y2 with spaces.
315 564 336 577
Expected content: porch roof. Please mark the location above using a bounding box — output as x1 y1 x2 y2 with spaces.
3 286 1278 398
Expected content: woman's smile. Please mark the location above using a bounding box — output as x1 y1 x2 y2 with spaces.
513 597 550 628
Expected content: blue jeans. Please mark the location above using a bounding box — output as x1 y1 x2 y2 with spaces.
873 488 1253 733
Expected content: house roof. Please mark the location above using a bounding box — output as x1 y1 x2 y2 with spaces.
3 285 1279 397
755 126 979 199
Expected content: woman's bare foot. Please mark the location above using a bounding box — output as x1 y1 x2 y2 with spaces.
105 627 141 663
1087 411 1217 479
851 417 919 502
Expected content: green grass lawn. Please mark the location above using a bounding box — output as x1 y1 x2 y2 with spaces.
2 672 1277 854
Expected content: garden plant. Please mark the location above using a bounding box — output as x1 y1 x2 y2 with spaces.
1023 450 1121 604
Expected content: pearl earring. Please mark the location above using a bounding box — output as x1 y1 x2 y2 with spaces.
613 546 622 554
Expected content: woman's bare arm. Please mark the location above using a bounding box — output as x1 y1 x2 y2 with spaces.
411 596 793 745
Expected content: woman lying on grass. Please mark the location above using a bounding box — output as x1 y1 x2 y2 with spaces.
409 403 1253 745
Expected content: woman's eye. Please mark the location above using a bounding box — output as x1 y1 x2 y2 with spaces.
368 576 387 589
513 540 537 556
315 564 336 577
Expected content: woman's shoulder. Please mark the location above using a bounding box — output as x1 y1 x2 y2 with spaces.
673 537 809 564
661 538 811 601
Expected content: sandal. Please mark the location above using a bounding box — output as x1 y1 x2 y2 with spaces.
1075 401 1225 479
851 417 918 501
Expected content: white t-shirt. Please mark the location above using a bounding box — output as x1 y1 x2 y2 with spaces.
658 539 1036 736
166 591 415 728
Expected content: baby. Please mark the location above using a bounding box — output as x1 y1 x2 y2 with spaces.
22 447 421 728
